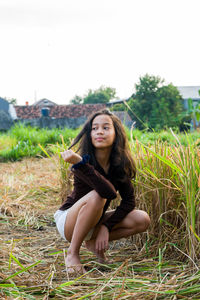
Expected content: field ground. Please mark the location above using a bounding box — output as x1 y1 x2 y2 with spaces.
0 158 200 299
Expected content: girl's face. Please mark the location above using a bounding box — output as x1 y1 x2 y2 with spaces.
91 114 116 150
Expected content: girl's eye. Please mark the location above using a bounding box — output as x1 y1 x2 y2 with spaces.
92 127 97 130
104 127 109 130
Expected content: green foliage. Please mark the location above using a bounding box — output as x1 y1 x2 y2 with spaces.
70 95 83 105
0 123 79 162
69 86 116 105
131 128 200 146
110 102 126 111
5 97 17 105
0 123 199 162
129 74 184 130
150 84 184 130
135 74 163 100
83 86 116 104
1 140 42 161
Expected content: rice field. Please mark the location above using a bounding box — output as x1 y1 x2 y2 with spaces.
0 127 200 299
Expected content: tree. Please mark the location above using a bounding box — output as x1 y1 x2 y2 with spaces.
110 103 126 112
135 74 163 100
70 95 83 105
83 86 116 104
129 74 184 130
150 84 184 130
6 97 17 105
131 74 163 128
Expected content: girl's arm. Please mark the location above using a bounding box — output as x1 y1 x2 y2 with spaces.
61 149 82 164
61 150 117 200
102 179 135 232
72 160 117 200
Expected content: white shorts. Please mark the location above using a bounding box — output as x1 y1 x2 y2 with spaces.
54 209 69 240
54 209 94 241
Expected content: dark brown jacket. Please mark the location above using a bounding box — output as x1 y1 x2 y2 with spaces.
59 159 135 232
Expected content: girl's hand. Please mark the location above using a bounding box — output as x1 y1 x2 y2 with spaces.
61 150 82 164
95 225 109 252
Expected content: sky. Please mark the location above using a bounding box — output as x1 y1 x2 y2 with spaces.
0 0 199 105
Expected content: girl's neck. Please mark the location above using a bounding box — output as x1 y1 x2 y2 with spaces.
95 148 111 174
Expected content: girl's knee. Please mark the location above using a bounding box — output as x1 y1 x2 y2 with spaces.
141 211 150 230
88 190 106 209
132 210 150 231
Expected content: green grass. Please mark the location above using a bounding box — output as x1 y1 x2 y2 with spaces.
130 128 200 146
0 123 79 161
1 123 200 162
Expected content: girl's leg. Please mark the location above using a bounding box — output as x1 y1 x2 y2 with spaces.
64 190 106 272
108 209 150 240
85 209 150 261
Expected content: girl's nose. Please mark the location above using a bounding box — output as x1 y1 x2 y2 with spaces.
97 128 103 134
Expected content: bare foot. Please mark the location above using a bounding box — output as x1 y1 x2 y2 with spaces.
65 251 86 274
85 240 110 264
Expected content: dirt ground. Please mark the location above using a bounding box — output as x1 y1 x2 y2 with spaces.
1 158 199 299
0 158 69 283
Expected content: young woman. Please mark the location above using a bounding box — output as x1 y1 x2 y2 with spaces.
54 109 150 273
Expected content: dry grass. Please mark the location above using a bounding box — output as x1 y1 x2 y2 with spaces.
0 158 200 299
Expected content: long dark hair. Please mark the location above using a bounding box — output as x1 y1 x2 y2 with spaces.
69 109 136 181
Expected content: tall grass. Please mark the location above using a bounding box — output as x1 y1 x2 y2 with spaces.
131 131 200 262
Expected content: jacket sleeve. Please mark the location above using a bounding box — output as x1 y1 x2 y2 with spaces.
72 159 117 200
102 179 135 232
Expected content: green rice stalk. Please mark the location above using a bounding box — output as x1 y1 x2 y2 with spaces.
9 253 25 270
2 260 42 282
134 130 200 260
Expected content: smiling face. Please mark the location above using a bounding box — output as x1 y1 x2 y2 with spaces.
91 114 116 150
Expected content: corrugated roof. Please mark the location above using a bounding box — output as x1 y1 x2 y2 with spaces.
177 86 200 99
32 98 57 106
